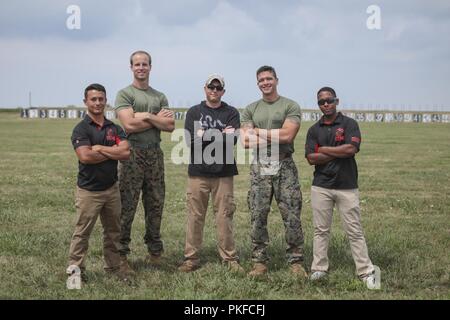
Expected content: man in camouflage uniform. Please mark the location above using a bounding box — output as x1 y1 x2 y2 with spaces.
241 65 307 277
115 51 175 269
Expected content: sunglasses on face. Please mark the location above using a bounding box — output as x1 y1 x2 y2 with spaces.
318 97 337 106
207 84 224 92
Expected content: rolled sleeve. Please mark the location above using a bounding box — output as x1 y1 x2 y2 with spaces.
71 127 90 150
240 107 254 127
114 90 134 112
305 127 317 156
345 119 361 151
115 125 127 141
286 102 302 124
160 94 169 109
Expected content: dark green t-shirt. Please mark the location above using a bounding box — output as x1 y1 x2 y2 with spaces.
241 96 302 154
114 85 169 145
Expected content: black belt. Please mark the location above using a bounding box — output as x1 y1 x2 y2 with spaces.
278 153 292 160
256 153 292 161
131 142 160 149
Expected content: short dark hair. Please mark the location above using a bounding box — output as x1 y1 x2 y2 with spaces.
84 83 106 99
317 86 337 97
256 65 277 79
130 50 152 65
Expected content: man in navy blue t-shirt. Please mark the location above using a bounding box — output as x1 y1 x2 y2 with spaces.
178 74 244 273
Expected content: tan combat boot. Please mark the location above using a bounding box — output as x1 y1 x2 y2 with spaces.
248 262 267 277
178 260 200 273
107 269 131 282
228 261 245 274
120 255 136 276
145 254 162 267
290 263 308 278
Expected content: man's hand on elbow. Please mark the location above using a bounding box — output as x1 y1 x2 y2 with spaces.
306 154 317 165
166 123 175 132
158 108 174 118
320 144 357 157
91 145 103 153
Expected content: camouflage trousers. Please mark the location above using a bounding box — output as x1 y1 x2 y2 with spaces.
247 157 304 264
118 147 165 256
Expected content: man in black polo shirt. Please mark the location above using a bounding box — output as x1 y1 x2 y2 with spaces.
67 83 133 282
305 87 379 289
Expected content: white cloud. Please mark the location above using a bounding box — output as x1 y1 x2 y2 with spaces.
0 0 449 110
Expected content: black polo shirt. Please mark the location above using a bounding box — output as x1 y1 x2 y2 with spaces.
305 112 361 189
71 115 126 191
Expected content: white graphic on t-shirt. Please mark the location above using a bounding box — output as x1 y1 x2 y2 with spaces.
199 113 226 129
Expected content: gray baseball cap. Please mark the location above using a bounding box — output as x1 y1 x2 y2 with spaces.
205 74 225 87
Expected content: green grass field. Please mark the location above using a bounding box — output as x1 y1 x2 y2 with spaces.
0 112 449 299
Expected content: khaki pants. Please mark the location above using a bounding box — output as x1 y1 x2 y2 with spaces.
183 176 238 264
311 186 373 277
68 183 121 272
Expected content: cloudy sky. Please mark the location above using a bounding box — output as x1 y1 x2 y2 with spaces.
1 0 449 110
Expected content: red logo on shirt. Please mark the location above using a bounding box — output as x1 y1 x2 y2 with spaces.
106 128 116 142
335 128 345 142
351 136 361 143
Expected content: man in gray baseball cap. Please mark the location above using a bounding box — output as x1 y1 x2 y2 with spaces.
178 73 244 273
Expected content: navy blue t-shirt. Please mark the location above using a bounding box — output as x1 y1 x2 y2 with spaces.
184 101 240 177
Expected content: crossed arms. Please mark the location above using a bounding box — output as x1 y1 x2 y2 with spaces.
117 108 175 133
240 119 300 149
306 144 357 165
75 140 131 165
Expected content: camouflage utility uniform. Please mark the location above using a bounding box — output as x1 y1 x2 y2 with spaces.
115 85 168 257
248 157 304 263
242 96 305 264
118 147 165 256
